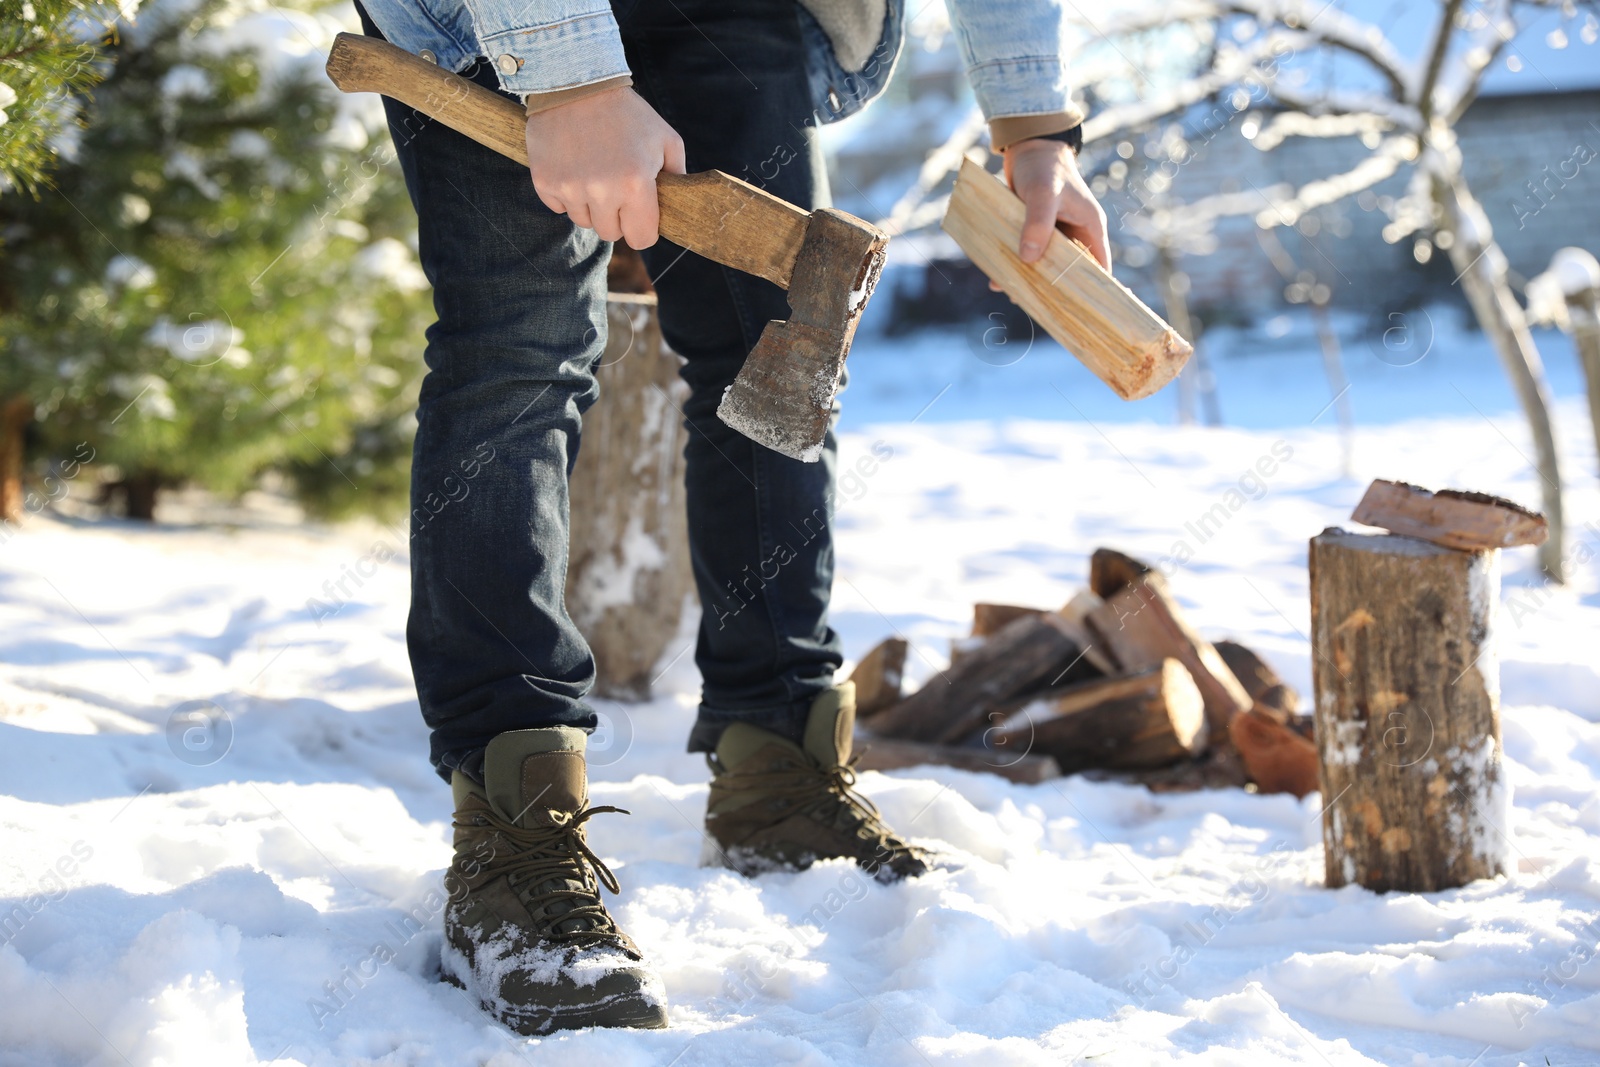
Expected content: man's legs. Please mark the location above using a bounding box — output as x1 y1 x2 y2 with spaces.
618 0 844 754
361 14 669 1032
369 44 605 782
618 0 926 881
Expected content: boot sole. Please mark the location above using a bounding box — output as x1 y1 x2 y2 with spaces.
440 954 668 1033
701 836 928 882
700 836 806 877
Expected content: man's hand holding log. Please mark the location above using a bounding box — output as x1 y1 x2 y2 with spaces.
1003 137 1111 271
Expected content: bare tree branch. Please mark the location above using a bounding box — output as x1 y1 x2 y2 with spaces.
1418 0 1467 127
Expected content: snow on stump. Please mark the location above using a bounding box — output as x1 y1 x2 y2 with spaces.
1309 527 1509 892
565 294 693 700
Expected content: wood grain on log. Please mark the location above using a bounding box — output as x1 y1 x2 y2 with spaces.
996 660 1208 773
565 295 693 700
1083 573 1253 733
867 611 1099 744
942 159 1191 400
1310 527 1507 892
850 637 908 719
856 736 1059 784
1350 479 1547 551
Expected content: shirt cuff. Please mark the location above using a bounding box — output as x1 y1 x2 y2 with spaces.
989 109 1087 152
524 74 633 115
477 12 632 96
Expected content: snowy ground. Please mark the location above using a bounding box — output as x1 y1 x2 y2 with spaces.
3 319 1600 1066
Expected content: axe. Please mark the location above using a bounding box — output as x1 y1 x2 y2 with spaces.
325 33 885 462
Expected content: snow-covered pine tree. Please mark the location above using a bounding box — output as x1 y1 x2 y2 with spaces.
0 0 429 521
0 0 116 194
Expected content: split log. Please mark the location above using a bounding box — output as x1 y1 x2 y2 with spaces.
1310 528 1508 892
995 659 1208 773
868 611 1101 744
1056 591 1119 674
1083 573 1252 733
1058 589 1103 625
566 294 694 700
850 637 907 719
1089 547 1153 599
856 736 1059 785
1231 708 1319 798
942 158 1191 400
1214 639 1300 723
1351 479 1547 551
972 602 1044 637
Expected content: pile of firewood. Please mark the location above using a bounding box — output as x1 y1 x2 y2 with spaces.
849 547 1319 796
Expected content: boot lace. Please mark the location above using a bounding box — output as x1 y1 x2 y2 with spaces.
456 803 632 950
725 752 926 868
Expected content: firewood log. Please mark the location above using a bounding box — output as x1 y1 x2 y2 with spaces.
850 637 907 719
1083 573 1253 733
868 611 1101 744
1089 547 1154 598
972 603 1045 637
1230 708 1319 797
994 660 1207 773
1350 479 1547 551
1214 639 1300 723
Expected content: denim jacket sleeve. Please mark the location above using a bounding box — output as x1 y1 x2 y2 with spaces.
943 0 1084 147
461 0 631 94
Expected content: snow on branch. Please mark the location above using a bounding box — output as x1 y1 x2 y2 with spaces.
1082 31 1298 143
1262 81 1423 132
1435 0 1517 120
1221 0 1417 97
1079 0 1415 99
1119 184 1293 252
1251 136 1415 228
1250 111 1393 151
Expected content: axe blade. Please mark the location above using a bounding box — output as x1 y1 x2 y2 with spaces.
717 209 888 462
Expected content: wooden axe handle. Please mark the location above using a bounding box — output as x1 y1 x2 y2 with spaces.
325 32 808 288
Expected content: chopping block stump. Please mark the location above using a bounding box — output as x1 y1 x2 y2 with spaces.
565 293 694 700
1309 528 1509 893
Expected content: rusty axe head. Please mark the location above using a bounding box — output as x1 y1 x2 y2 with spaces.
716 209 887 462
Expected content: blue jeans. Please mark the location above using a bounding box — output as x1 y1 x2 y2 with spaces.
359 0 844 780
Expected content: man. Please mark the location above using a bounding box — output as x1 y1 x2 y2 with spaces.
355 0 1109 1036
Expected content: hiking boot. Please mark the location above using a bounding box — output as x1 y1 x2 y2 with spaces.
441 726 668 1034
703 682 929 882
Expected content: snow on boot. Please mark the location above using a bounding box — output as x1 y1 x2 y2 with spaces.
442 726 668 1033
703 683 929 882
